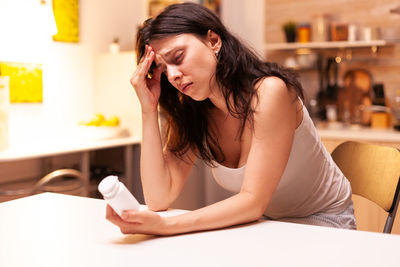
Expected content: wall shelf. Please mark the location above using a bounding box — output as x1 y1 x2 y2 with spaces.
265 40 389 51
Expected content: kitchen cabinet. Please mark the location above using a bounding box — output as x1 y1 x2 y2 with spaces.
319 127 400 234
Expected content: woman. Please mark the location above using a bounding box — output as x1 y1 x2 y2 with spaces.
106 3 356 235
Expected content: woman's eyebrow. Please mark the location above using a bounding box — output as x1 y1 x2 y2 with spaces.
163 46 184 58
154 47 182 67
163 49 175 57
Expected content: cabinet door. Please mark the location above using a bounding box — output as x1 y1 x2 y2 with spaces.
322 138 400 234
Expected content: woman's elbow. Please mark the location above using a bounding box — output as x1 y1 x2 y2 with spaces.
242 191 268 220
251 204 266 221
145 198 171 212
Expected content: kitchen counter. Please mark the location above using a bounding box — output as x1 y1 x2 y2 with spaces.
317 122 400 143
0 130 142 196
0 135 141 162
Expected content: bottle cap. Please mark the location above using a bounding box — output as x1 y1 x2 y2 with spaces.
98 175 119 199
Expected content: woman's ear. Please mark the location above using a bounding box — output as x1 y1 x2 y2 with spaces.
206 30 222 54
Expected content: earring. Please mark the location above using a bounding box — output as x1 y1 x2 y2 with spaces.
215 50 219 57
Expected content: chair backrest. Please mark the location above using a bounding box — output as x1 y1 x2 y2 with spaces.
331 141 400 233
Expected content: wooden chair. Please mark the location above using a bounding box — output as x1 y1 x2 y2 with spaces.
331 141 400 233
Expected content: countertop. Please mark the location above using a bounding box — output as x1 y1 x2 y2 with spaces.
317 122 400 143
0 126 141 162
2 122 400 162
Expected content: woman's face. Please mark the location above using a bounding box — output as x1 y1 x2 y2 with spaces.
149 33 220 101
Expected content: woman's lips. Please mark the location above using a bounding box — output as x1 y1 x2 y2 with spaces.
180 82 193 93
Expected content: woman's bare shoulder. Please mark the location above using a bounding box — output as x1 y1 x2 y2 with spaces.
255 76 287 91
252 76 296 111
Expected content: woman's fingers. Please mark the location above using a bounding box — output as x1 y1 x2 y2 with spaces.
105 205 166 235
142 50 155 79
105 204 123 225
105 204 142 224
138 44 148 64
138 45 154 77
131 45 155 87
121 210 144 223
130 45 161 113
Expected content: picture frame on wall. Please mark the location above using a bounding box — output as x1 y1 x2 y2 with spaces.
147 0 221 18
148 0 180 18
52 0 79 43
199 0 221 16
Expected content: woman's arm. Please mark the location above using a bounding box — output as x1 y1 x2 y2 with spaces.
130 45 196 211
107 77 299 235
140 110 197 211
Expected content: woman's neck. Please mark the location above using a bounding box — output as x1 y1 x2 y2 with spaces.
208 87 231 116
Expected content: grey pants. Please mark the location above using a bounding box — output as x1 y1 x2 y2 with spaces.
264 201 357 230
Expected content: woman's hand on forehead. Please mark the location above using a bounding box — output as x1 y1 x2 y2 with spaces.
144 45 161 80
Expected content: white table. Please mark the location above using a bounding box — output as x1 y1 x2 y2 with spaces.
1 193 400 267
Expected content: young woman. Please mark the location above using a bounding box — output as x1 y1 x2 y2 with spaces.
106 3 356 235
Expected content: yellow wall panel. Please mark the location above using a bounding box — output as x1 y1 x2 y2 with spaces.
0 62 43 103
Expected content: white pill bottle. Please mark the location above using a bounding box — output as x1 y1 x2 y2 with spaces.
98 175 139 216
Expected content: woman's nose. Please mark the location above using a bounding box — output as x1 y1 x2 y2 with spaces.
166 65 182 82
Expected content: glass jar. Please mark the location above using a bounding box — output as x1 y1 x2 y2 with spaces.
298 23 311 43
312 14 331 42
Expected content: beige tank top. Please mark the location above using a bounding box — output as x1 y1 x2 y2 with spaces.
211 105 352 219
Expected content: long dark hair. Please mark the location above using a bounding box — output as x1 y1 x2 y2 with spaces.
136 2 304 165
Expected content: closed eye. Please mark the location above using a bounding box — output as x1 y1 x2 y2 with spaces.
174 52 183 63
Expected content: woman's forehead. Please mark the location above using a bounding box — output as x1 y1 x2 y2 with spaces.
149 34 196 65
150 34 206 55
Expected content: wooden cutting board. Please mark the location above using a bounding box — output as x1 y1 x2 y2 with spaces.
337 69 372 125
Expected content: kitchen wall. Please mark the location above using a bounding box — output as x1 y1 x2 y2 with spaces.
0 0 146 146
264 0 400 104
0 0 265 144
0 0 146 182
221 0 265 57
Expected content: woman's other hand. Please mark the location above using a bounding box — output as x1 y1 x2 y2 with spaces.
130 45 162 114
105 204 169 236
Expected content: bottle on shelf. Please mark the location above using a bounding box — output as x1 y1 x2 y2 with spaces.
109 37 120 54
298 23 311 43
